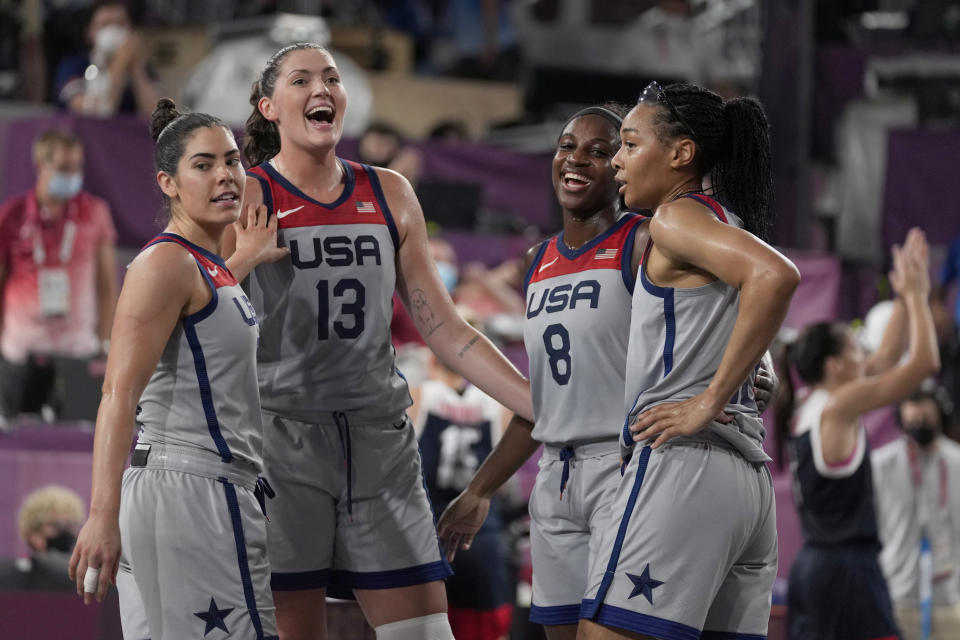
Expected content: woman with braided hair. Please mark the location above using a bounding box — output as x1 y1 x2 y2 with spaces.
577 82 800 640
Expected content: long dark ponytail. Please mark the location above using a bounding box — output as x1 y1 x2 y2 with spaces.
243 42 329 167
773 322 847 464
650 84 773 242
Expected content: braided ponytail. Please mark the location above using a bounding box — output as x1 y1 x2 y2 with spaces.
651 84 774 241
710 97 773 242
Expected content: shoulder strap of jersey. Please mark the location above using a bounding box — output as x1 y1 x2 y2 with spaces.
522 238 553 294
678 193 729 224
246 165 275 219
344 159 401 250
619 213 646 294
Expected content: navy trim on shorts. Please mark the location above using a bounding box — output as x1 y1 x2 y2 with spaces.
363 163 401 251
270 569 331 591
523 240 551 295
221 478 267 640
330 560 452 590
581 445 652 620
581 601 700 640
183 322 232 462
529 603 581 625
701 631 766 640
417 444 454 580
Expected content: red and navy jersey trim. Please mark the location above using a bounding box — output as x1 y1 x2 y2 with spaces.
255 159 357 210
680 193 728 223
524 213 645 294
522 241 551 295
247 159 400 251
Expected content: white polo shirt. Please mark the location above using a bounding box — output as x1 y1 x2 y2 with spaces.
872 436 960 607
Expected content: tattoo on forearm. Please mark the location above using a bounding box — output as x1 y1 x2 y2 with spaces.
411 288 444 336
458 335 481 358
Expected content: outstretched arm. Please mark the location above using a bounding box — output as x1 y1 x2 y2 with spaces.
384 168 533 421
820 229 939 462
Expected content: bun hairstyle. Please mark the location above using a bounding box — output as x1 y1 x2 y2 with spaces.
149 98 229 175
646 84 773 242
148 98 229 219
772 322 848 465
244 42 330 167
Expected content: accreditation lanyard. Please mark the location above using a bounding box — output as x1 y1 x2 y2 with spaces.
31 204 77 318
908 442 952 640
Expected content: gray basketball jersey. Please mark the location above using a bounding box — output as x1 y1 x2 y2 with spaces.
623 195 769 462
523 214 644 444
136 234 264 469
246 160 410 422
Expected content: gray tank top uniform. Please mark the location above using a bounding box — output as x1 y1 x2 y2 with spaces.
622 194 769 464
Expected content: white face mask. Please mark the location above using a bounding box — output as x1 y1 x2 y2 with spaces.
47 171 84 201
93 25 128 55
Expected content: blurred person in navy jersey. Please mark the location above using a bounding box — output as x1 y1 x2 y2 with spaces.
0 128 118 422
52 1 160 117
873 382 960 640
0 485 84 591
411 309 516 640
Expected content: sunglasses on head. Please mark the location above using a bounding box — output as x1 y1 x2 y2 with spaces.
638 81 699 146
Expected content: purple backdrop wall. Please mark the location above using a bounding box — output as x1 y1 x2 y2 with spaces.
0 114 556 248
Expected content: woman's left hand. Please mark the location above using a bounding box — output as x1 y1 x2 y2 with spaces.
753 355 779 413
233 203 290 267
629 392 725 449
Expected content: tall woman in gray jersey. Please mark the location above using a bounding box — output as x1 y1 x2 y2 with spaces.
229 43 534 640
68 99 288 638
579 83 800 639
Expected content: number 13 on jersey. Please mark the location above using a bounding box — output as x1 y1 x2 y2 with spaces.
316 278 365 340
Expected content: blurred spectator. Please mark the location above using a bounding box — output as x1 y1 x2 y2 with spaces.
455 257 525 320
0 129 118 423
410 309 515 640
356 120 424 187
428 118 471 143
0 485 84 591
52 1 160 117
872 382 960 640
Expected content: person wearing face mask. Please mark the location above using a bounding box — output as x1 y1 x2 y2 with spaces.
52 1 160 117
0 485 84 591
0 128 118 423
872 382 960 640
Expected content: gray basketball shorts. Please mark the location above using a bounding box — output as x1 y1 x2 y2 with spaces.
529 439 621 626
262 411 452 594
581 442 777 640
117 448 277 640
